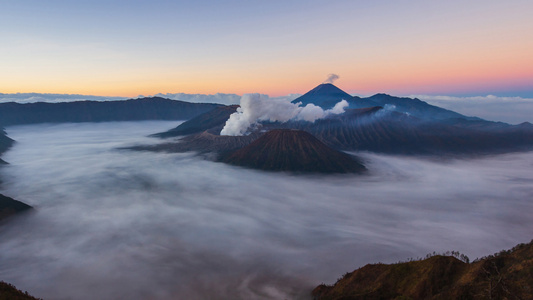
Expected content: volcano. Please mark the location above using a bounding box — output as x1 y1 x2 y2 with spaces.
291 83 353 109
222 129 366 173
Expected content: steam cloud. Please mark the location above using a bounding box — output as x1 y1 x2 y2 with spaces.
323 73 339 84
1 122 533 299
220 94 349 136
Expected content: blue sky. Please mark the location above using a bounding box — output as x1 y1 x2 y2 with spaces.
2 0 532 97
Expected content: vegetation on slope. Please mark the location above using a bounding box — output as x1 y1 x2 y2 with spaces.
0 281 41 300
313 240 533 300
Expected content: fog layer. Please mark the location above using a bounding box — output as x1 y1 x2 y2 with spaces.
0 121 532 300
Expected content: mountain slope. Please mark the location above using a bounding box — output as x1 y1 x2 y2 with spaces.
313 240 533 300
153 105 239 138
222 129 366 173
0 194 32 223
290 84 472 122
283 107 533 155
0 97 220 125
353 93 477 121
291 83 353 109
0 281 41 300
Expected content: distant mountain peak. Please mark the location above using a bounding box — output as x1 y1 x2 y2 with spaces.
292 83 352 109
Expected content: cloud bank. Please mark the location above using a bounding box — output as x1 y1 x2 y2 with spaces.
413 94 533 124
1 122 533 299
220 94 349 136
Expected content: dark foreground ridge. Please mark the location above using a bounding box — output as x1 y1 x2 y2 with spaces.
313 240 533 300
222 129 366 173
0 281 42 300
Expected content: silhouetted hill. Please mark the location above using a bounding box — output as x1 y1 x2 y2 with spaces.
0 97 220 126
153 105 239 138
0 194 32 223
292 83 353 109
0 281 41 300
313 240 533 300
222 129 366 173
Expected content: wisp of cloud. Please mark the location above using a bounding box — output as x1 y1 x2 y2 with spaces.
323 74 339 84
0 121 532 299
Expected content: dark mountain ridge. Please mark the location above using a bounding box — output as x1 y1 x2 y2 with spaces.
0 97 220 126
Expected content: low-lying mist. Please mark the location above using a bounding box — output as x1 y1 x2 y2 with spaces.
1 121 532 300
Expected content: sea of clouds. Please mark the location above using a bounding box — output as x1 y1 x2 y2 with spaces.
0 121 532 299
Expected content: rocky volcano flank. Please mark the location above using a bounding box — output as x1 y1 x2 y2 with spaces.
222 129 366 173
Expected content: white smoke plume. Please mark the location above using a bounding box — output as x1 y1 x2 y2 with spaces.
323 74 339 84
220 94 348 136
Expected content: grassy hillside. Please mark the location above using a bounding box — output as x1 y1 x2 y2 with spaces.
313 240 533 300
0 282 41 300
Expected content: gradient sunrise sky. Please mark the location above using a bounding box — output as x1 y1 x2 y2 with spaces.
1 0 532 97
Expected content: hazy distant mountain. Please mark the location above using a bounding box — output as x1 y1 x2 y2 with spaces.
291 83 353 109
292 83 476 121
0 97 220 126
352 93 478 121
313 239 533 300
222 129 366 173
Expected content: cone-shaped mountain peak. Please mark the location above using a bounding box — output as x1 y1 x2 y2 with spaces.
222 129 366 173
292 83 352 109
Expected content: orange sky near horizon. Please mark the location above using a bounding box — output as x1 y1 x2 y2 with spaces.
1 0 533 98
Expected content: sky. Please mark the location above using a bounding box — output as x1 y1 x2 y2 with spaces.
1 0 532 97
